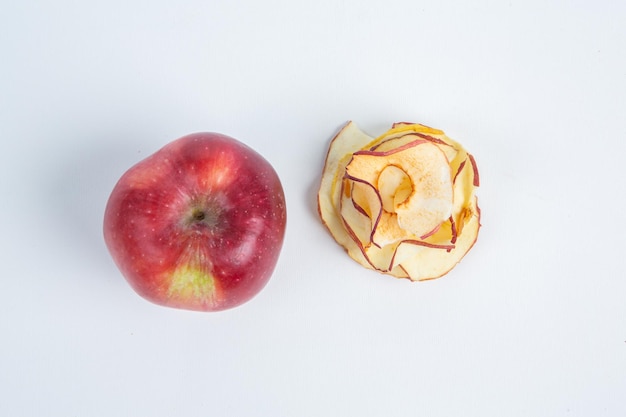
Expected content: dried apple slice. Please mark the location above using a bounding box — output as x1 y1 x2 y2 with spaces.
318 122 375 268
318 121 480 281
346 140 453 240
398 197 480 280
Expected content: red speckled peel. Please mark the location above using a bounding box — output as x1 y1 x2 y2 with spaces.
104 133 286 312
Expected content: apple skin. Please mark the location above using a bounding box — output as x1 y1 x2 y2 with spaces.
103 133 286 312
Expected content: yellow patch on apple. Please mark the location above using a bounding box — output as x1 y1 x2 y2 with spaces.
317 121 480 281
167 264 218 308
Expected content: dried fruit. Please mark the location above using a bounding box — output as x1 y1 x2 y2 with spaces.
318 121 480 281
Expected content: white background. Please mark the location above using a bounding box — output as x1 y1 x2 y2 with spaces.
1 0 625 416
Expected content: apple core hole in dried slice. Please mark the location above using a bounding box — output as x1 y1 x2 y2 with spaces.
377 164 413 213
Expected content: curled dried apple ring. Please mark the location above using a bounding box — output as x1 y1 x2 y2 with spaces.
318 121 480 281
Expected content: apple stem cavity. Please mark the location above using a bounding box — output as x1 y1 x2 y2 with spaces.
192 209 206 221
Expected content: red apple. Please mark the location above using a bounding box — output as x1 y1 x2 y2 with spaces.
103 133 286 312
